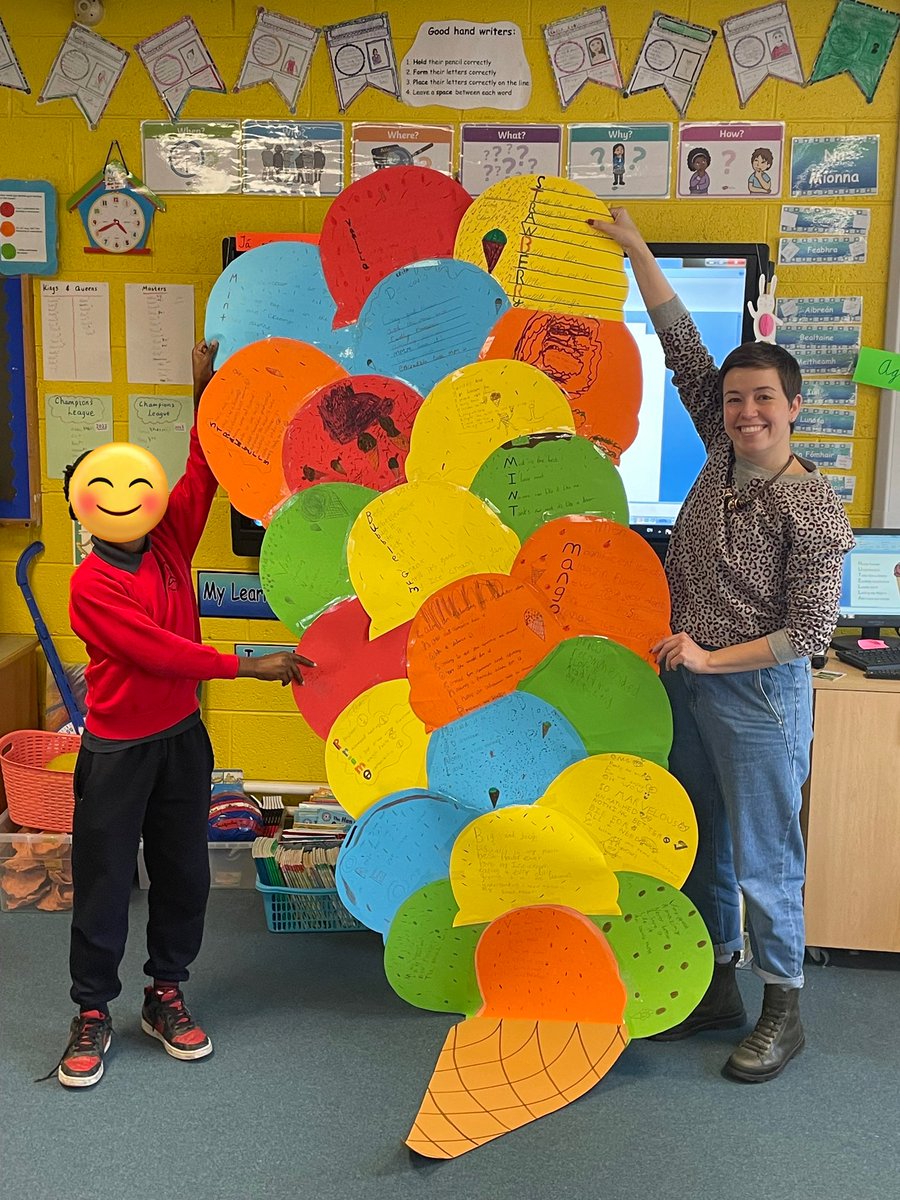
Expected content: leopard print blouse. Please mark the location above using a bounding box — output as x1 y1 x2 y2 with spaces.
652 299 855 660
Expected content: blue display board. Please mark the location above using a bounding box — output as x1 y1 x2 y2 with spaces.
0 276 37 522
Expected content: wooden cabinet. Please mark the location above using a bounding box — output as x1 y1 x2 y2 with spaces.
0 635 39 812
803 658 900 952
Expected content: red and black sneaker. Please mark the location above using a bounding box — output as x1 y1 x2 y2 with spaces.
141 985 212 1060
57 1010 113 1088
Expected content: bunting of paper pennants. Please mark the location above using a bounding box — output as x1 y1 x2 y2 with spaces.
199 167 713 1159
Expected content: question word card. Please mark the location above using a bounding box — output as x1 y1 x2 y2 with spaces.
351 123 454 182
677 122 785 199
460 125 562 197
568 123 672 198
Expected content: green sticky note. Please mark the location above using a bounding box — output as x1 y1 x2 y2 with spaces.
592 872 713 1039
852 346 900 391
384 879 485 1016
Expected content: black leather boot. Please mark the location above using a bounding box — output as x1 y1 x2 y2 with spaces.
724 984 804 1082
651 956 746 1041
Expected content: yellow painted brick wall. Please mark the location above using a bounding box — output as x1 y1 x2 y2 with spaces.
1 0 897 780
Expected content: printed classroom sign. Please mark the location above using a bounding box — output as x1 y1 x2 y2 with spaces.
402 22 531 110
142 121 242 195
242 121 343 197
197 571 275 620
677 123 784 198
568 124 671 198
790 135 879 198
460 126 562 197
351 124 453 181
778 237 867 267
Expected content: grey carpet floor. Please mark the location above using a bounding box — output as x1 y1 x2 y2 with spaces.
1 889 898 1200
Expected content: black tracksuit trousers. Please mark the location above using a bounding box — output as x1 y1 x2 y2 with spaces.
69 721 214 1010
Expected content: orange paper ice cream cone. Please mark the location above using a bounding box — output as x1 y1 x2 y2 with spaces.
407 1016 628 1159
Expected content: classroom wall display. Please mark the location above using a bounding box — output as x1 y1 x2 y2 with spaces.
141 121 243 195
0 181 57 276
234 8 319 112
790 135 880 197
0 16 29 94
568 123 672 198
199 166 714 1158
135 17 226 120
780 205 870 234
44 393 112 479
242 121 344 196
459 125 562 196
127 394 190 486
720 2 804 106
350 123 454 181
37 23 128 130
808 0 900 102
677 123 785 198
401 21 531 110
325 13 400 111
777 296 863 325
39 281 111 384
624 12 716 116
778 235 868 266
542 6 623 108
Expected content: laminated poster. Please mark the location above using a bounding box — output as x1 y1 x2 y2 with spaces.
128 394 191 486
542 6 623 107
625 13 716 116
351 123 454 181
0 15 29 93
794 407 856 437
793 440 854 469
808 0 900 102
325 13 400 111
778 236 867 267
460 125 563 197
721 3 804 105
402 21 531 110
823 473 855 503
776 296 863 326
677 123 784 199
801 380 857 406
234 8 319 112
790 135 879 198
44 394 113 479
568 123 672 199
142 121 242 196
242 121 343 197
135 17 226 120
780 206 870 234
38 23 127 130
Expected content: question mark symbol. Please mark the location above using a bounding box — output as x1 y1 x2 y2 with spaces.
722 149 736 174
518 146 528 163
529 157 538 172
502 156 516 176
631 146 647 171
590 146 606 165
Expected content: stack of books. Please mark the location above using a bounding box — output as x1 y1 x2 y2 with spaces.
251 797 353 890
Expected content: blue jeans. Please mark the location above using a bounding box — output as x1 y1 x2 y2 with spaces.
662 660 813 988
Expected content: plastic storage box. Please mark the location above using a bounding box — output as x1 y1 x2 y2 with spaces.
0 809 73 912
137 839 257 889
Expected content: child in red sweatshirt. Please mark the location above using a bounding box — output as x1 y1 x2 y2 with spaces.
53 339 311 1089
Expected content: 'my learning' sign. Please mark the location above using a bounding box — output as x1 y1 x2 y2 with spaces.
197 571 276 620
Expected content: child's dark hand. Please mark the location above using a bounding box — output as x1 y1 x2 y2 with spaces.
192 339 218 402
238 651 316 686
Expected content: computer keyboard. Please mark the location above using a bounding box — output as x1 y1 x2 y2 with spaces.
834 646 900 672
864 665 900 680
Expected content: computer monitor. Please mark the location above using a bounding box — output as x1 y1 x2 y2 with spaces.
835 528 900 640
226 239 769 558
621 242 770 554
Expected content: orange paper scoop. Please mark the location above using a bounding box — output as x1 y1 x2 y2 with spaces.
475 905 626 1024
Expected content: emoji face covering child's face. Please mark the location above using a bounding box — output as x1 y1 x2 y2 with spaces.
69 443 169 543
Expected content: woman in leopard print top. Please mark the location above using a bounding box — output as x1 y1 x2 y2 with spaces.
593 209 854 1085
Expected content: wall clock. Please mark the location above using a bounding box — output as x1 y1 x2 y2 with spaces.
66 141 165 255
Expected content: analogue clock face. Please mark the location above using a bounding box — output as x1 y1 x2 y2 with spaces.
86 191 147 253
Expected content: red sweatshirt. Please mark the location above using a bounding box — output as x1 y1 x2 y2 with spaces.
69 425 240 740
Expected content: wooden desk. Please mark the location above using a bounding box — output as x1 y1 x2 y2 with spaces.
803 654 900 952
0 635 39 812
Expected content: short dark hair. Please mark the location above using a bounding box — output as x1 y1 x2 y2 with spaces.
62 450 92 521
751 147 773 167
718 342 803 430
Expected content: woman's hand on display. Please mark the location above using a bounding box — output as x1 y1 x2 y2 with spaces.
653 632 713 674
237 651 316 686
587 206 646 255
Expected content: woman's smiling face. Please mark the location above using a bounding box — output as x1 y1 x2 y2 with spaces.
69 443 169 542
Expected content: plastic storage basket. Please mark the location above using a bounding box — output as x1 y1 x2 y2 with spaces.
256 881 365 933
0 730 80 833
